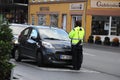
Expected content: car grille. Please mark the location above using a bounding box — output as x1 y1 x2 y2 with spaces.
56 51 71 55
55 51 72 61
53 44 71 49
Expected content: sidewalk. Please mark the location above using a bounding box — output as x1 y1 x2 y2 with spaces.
13 74 30 80
13 70 31 80
11 61 30 80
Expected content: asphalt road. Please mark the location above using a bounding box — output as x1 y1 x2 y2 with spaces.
12 43 120 80
83 43 120 77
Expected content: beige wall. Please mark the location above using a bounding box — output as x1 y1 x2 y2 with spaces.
28 2 86 33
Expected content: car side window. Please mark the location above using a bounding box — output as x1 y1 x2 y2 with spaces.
30 29 38 39
23 29 29 36
19 28 30 42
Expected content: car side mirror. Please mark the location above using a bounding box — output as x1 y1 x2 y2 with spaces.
31 36 37 41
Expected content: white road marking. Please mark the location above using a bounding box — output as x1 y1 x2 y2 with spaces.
13 60 100 74
83 52 96 57
37 67 100 73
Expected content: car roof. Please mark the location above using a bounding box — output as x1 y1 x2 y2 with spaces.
9 23 29 27
30 25 62 30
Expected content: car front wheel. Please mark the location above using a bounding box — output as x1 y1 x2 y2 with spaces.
36 52 43 67
14 49 22 62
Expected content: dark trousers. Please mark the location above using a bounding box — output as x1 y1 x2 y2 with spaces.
72 45 83 70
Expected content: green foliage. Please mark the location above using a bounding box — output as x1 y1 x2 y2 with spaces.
103 37 111 46
0 23 14 80
111 37 119 47
0 24 13 42
95 36 102 45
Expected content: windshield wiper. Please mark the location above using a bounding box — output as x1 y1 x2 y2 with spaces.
44 37 60 40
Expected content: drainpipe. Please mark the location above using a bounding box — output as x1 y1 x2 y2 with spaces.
83 0 88 42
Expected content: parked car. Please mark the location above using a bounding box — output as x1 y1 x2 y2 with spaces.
15 25 72 66
9 23 29 58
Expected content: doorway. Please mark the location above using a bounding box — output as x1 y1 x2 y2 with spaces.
72 16 82 29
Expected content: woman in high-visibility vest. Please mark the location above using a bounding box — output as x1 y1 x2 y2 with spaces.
69 21 85 70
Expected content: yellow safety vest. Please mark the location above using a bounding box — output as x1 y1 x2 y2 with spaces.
69 26 85 45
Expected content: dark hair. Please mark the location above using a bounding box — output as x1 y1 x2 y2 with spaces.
75 21 81 27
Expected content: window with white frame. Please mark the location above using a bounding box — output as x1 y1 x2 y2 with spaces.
50 14 58 27
31 15 35 25
38 15 46 25
38 0 40 2
111 16 120 36
62 14 67 30
91 16 120 36
92 16 109 35
72 16 82 29
32 0 35 2
44 0 47 2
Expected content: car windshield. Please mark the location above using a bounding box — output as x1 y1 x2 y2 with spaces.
10 26 26 35
39 28 70 41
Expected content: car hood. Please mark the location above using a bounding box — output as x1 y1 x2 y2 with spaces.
13 34 18 38
13 34 19 40
43 40 71 49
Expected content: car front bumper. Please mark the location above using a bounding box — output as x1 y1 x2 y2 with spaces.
42 49 72 65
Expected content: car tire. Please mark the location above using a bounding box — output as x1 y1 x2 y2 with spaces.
14 49 22 62
36 52 43 67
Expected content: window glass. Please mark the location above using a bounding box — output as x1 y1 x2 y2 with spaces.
32 15 35 25
23 29 29 36
72 16 82 29
38 15 46 25
92 16 120 36
111 16 120 36
50 14 58 27
30 29 38 38
44 0 47 2
62 14 67 30
91 16 109 35
22 28 29 39
32 0 35 2
39 28 70 41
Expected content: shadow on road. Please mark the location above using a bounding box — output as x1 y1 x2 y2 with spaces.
20 59 72 70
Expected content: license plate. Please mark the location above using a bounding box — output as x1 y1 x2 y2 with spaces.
60 55 72 60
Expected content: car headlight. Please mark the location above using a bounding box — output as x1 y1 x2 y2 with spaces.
42 41 55 49
12 39 19 44
14 39 19 44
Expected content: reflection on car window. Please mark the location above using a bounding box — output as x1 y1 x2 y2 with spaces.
39 28 70 41
30 29 38 38
23 29 29 36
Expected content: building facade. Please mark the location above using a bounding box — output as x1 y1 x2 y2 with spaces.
28 0 87 33
86 0 120 42
28 0 120 42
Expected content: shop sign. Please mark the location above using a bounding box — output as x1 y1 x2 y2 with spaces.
70 3 84 10
91 0 120 8
40 7 49 11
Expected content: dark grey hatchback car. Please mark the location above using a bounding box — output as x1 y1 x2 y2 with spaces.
15 26 72 66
